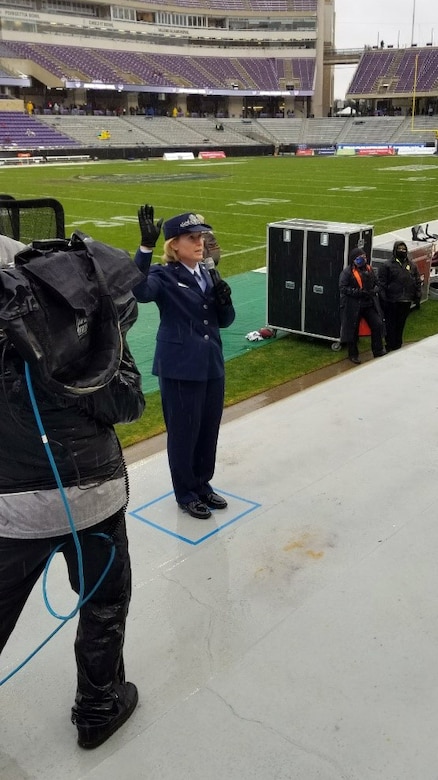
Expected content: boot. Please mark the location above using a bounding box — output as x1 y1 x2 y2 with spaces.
72 681 138 749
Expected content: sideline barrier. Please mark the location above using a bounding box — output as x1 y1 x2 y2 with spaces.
163 152 194 161
198 151 226 159
0 155 91 166
295 146 336 157
337 144 435 157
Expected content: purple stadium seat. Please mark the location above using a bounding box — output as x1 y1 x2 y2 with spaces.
349 47 438 95
0 112 80 148
1 42 315 92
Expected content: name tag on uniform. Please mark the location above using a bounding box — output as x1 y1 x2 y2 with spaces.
177 282 189 288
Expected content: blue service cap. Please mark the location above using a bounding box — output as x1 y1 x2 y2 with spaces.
163 213 212 240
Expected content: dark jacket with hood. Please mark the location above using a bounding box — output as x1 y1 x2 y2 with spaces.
377 241 422 305
0 236 145 494
339 261 383 344
0 295 145 493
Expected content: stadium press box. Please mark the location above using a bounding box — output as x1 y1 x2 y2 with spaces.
266 219 373 345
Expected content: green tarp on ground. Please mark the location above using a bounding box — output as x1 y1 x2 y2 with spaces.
128 270 273 394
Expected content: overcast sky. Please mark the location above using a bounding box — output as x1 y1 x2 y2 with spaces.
333 0 438 99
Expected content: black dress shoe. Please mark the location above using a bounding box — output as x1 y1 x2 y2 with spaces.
73 682 138 750
178 500 212 519
373 350 386 357
199 492 228 509
349 356 361 365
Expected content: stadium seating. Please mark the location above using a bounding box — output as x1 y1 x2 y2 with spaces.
139 0 317 8
168 117 262 145
0 114 435 153
256 118 304 144
0 41 315 93
393 115 438 144
37 114 163 147
35 114 263 147
0 111 80 149
338 116 405 144
349 47 438 96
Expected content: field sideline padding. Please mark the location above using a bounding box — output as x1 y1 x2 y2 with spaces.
128 270 272 394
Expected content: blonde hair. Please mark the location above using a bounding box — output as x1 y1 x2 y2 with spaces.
162 238 180 263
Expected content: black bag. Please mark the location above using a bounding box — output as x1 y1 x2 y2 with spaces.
0 232 143 397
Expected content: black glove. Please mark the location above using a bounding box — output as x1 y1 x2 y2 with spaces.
138 204 163 248
214 279 232 307
414 300 421 310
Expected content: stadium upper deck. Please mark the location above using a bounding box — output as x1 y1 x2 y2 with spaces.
0 42 316 94
0 0 331 117
347 45 438 113
132 0 317 8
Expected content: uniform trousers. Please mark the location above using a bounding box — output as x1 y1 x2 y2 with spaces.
0 509 131 703
159 376 225 505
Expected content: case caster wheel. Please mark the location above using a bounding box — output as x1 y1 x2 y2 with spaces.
331 341 342 352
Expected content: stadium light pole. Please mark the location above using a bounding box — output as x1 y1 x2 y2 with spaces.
411 0 416 46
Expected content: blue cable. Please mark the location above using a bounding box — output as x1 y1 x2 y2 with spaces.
0 363 116 686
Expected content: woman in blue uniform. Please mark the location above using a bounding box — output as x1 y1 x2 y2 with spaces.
133 206 235 519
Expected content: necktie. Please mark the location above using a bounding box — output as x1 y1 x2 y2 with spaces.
194 269 206 293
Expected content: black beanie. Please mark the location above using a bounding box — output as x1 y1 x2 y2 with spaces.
349 247 365 264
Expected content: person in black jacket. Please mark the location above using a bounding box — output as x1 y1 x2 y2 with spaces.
377 240 422 352
339 248 385 365
133 205 235 520
0 236 145 750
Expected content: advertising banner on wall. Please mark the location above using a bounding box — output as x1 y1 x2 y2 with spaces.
337 144 435 157
198 151 226 159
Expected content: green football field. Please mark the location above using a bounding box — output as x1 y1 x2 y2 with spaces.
3 153 437 445
1 154 437 276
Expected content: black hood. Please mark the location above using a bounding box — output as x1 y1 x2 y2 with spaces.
392 241 408 258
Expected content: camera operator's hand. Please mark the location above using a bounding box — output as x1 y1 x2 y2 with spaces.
138 204 163 248
214 279 232 307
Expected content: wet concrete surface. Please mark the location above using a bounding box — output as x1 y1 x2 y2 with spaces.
123 353 372 465
4 338 434 780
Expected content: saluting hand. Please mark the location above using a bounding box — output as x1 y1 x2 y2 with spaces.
138 204 163 248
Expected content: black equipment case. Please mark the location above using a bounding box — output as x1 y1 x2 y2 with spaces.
266 218 373 347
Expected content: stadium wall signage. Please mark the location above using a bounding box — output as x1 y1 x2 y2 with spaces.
337 144 435 157
198 151 226 159
295 145 336 157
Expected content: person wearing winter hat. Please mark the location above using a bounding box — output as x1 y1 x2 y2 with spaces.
195 213 221 266
132 205 235 520
339 248 385 365
377 241 421 352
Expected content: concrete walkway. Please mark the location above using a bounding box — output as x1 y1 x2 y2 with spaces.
2 333 438 779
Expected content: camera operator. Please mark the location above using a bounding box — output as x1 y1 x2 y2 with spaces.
0 234 145 750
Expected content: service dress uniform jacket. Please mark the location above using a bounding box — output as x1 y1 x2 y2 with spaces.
133 249 235 506
133 250 234 379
